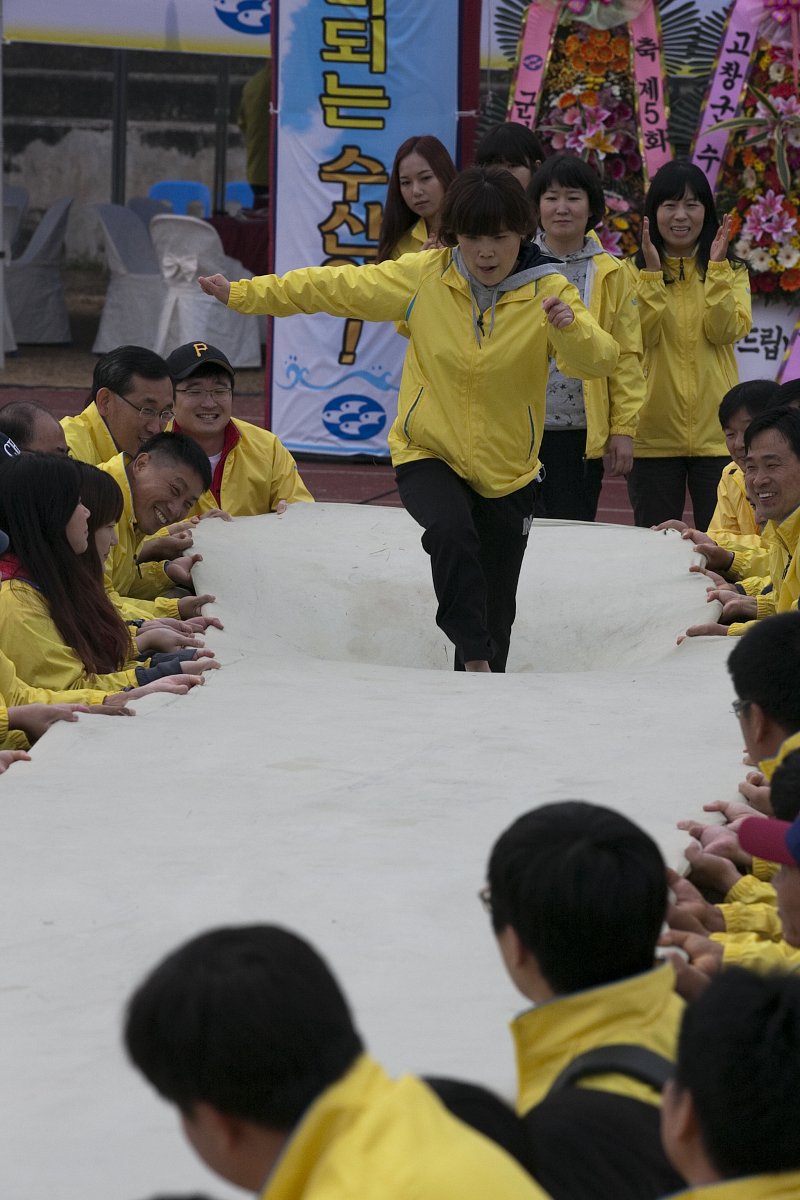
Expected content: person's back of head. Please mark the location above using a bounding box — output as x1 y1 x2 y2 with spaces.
0 400 68 455
662 969 800 1182
91 345 171 405
718 379 782 428
486 801 667 996
125 924 364 1128
728 613 800 741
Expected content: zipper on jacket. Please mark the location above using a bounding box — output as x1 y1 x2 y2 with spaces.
403 388 423 443
679 258 685 280
527 407 536 460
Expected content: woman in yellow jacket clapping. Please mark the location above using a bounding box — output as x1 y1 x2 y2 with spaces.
624 160 751 529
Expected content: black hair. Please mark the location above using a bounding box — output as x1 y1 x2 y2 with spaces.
124 925 364 1127
770 749 800 822
718 380 782 429
424 1078 531 1171
777 377 800 408
440 166 534 245
475 122 546 172
486 802 667 994
376 135 457 262
728 612 800 732
0 454 130 674
91 345 172 404
674 969 800 1176
528 154 605 233
743 405 800 458
0 400 59 450
634 160 740 279
134 431 212 493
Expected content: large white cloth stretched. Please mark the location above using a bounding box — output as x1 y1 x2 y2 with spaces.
0 506 742 1200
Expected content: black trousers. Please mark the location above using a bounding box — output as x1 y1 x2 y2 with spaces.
626 456 729 530
395 459 537 672
536 429 605 521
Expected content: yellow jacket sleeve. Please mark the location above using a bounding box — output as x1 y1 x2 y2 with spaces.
544 278 620 381
713 931 800 972
627 267 667 348
0 580 139 694
0 644 106 707
719 873 781 940
702 261 753 345
605 267 645 438
0 696 30 751
228 257 424 322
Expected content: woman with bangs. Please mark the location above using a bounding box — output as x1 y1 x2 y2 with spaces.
0 454 210 697
624 160 752 529
200 166 620 672
377 135 457 261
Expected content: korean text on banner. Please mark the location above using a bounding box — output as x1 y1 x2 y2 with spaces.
271 0 459 457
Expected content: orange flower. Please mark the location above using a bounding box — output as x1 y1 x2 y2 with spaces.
781 268 800 291
596 45 614 62
611 36 628 54
742 147 757 167
559 92 578 108
571 54 587 70
589 28 611 43
581 90 599 106
728 212 742 237
566 35 582 53
612 56 629 72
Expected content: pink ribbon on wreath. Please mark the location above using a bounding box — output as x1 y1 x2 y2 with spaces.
509 2 562 128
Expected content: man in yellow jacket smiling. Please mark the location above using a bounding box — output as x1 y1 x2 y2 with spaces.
124 924 550 1200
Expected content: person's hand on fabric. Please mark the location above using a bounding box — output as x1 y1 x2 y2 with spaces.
138 530 195 562
177 593 216 619
542 296 575 328
719 595 758 624
199 274 232 304
165 553 202 588
7 703 90 743
677 818 752 864
703 797 767 823
682 530 735 573
654 519 689 532
605 435 633 477
0 748 31 774
135 626 205 655
678 622 729 643
666 868 726 934
684 841 744 894
737 773 772 814
274 499 289 516
197 508 234 522
659 928 723 994
689 563 736 592
180 656 220 677
122 675 204 702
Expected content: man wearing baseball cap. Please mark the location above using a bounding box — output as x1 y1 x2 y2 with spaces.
167 341 313 516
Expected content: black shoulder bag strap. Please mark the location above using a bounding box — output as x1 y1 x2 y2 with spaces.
547 1044 674 1095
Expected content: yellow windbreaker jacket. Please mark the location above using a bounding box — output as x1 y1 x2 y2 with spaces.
579 245 645 459
228 249 620 499
664 1171 800 1199
100 454 181 621
391 217 428 259
260 1053 548 1200
61 401 119 466
0 578 139 693
511 962 683 1113
727 503 800 635
622 256 751 458
176 417 314 517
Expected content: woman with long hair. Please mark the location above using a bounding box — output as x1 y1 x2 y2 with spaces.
0 454 209 695
624 160 752 529
376 135 457 262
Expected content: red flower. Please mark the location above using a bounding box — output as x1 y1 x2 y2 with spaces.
781 268 800 292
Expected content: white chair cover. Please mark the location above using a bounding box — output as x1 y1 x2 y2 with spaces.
92 204 169 354
5 197 72 344
149 214 261 367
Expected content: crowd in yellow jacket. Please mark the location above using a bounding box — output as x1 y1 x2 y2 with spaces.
99 454 181 621
176 417 313 517
622 256 751 459
227 249 620 499
0 578 139 693
257 1053 548 1200
511 962 682 1112
61 401 119 467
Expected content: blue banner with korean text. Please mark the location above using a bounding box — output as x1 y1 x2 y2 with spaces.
270 0 461 456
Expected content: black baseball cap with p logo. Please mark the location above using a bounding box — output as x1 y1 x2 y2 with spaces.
165 343 235 383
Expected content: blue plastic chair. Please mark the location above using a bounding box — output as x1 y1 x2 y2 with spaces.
226 180 255 209
148 180 211 218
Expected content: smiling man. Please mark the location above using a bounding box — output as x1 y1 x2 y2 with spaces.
100 431 214 621
167 342 312 516
62 345 175 465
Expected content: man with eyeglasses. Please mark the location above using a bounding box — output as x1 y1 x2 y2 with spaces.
167 342 313 516
62 345 175 465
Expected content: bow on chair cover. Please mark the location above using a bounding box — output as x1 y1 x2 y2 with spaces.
160 253 199 283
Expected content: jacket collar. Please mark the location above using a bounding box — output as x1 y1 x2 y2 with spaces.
760 729 800 782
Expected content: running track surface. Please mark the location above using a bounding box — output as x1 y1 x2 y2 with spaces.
0 386 694 525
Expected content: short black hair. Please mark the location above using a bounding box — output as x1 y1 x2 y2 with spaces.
91 345 172 404
674 969 800 1177
718 380 781 429
778 377 800 408
770 749 800 821
474 122 546 172
0 400 58 450
440 166 533 245
124 925 364 1127
134 431 212 492
486 802 667 994
743 405 800 458
728 612 800 732
528 154 605 232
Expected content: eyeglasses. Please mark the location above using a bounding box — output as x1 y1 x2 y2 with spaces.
175 386 233 400
478 885 492 914
114 391 175 424
732 698 752 719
